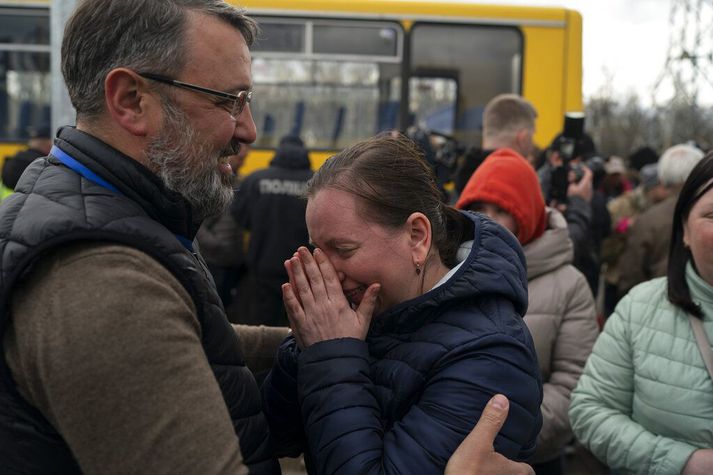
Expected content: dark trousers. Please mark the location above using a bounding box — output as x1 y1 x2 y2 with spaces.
532 456 564 475
604 282 621 319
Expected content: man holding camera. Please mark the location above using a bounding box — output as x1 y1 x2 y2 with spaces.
537 119 610 296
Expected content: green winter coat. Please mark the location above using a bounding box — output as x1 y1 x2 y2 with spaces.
569 262 713 475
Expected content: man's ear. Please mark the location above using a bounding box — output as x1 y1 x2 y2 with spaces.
103 68 156 137
514 128 530 154
406 212 432 264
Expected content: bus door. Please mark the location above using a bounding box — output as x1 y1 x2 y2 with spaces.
407 22 523 149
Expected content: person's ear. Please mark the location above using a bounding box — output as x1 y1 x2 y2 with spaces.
406 212 432 264
103 68 157 137
514 128 531 155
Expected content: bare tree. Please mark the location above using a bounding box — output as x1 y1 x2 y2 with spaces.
586 91 713 160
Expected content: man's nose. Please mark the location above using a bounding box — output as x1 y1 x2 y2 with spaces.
234 104 257 145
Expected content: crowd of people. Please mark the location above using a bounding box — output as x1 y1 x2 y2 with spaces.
0 1 711 474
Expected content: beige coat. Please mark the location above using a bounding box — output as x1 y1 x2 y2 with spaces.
523 209 599 463
617 193 677 296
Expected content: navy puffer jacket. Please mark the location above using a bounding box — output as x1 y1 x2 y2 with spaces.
262 211 543 474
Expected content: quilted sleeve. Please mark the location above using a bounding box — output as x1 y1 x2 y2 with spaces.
569 295 697 475
535 268 598 462
261 335 307 458
295 333 542 475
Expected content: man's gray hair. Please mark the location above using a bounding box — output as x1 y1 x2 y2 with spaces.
482 93 537 143
62 0 257 120
658 143 705 187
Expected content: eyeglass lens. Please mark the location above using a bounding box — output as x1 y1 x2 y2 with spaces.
231 91 251 118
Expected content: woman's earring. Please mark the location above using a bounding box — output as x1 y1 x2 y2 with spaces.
415 262 422 275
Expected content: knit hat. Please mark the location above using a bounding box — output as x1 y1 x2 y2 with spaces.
639 163 659 190
28 122 51 139
455 148 546 245
270 134 311 169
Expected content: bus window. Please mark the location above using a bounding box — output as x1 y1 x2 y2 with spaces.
409 24 522 146
251 17 403 150
409 77 458 135
251 22 305 53
0 7 50 141
313 24 399 57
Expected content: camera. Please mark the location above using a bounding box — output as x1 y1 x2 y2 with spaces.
549 112 586 204
554 112 585 162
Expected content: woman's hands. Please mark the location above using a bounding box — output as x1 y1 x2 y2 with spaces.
282 247 380 348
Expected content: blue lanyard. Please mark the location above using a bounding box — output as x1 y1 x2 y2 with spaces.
51 145 121 195
50 145 194 252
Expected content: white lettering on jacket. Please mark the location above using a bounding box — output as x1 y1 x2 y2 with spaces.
259 179 307 197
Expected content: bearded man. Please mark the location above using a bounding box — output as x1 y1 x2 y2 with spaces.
0 1 281 473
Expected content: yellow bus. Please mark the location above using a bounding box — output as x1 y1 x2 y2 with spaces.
0 0 582 175
0 1 50 167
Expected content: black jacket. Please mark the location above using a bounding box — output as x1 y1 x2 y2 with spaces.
232 144 313 278
1 148 45 189
0 127 278 473
454 148 495 195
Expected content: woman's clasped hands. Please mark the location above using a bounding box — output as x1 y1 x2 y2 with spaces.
282 246 381 348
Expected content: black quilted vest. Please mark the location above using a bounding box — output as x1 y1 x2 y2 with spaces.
0 127 278 474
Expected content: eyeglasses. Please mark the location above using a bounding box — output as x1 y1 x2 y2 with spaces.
138 72 252 119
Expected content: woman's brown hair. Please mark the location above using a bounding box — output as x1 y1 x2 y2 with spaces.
306 133 470 267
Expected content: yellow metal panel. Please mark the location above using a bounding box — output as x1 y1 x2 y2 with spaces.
0 143 26 171
565 9 584 113
238 0 567 23
521 26 566 148
520 9 582 147
0 1 49 5
241 149 334 175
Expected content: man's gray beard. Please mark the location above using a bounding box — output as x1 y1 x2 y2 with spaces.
145 98 236 219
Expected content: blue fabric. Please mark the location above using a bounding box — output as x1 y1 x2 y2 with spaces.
262 211 543 474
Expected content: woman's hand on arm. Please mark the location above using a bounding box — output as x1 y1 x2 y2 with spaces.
282 246 380 347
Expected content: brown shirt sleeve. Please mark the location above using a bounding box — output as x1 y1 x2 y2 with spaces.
3 243 247 475
232 324 290 375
